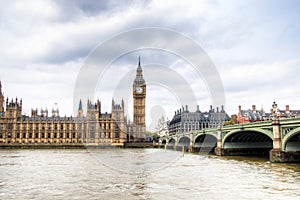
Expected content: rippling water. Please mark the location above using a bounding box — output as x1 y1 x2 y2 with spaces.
0 148 300 200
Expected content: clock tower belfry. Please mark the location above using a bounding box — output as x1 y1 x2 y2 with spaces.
133 57 146 141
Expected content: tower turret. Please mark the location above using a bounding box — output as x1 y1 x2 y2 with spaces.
77 99 84 118
0 81 4 112
97 99 101 116
5 97 22 119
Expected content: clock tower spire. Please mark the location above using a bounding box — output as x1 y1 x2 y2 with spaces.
133 57 146 141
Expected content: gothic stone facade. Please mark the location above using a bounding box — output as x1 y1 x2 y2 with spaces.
0 59 146 145
0 87 129 145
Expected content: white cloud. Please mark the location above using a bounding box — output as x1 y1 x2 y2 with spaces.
1 0 300 131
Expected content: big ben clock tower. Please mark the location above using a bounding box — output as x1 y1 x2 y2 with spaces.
133 57 146 141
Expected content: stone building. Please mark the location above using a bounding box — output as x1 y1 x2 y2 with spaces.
0 95 79 144
167 105 229 135
0 59 146 145
237 105 269 124
237 104 300 124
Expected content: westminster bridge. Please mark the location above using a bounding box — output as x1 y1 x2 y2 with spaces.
160 117 300 162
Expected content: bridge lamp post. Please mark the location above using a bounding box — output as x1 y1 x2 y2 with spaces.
272 101 278 119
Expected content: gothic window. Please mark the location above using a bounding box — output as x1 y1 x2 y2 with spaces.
90 132 95 139
8 123 12 130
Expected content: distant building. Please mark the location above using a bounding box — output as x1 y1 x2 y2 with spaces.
167 105 230 135
237 105 270 124
276 105 300 118
237 104 300 124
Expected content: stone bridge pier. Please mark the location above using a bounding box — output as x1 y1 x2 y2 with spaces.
269 118 300 162
214 126 223 156
215 119 300 163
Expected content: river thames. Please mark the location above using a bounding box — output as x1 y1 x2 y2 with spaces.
0 148 300 200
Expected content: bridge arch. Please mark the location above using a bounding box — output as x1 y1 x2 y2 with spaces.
222 129 273 156
282 127 300 151
194 132 217 144
178 136 190 146
223 128 273 147
168 138 176 145
194 133 217 151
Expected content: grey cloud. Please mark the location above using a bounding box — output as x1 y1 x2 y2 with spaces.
53 0 151 20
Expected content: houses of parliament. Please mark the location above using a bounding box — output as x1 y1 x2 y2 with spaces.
0 59 146 146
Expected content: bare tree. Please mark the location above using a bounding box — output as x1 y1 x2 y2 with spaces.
156 116 169 137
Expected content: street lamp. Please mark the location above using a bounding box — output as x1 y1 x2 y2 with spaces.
272 101 278 119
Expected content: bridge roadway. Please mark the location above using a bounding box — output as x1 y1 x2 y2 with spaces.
160 117 300 162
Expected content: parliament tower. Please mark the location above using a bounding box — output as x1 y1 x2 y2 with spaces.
133 57 146 141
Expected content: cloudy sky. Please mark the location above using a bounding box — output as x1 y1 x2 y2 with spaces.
1 0 300 130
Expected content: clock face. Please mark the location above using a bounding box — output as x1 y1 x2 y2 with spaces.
136 87 143 93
